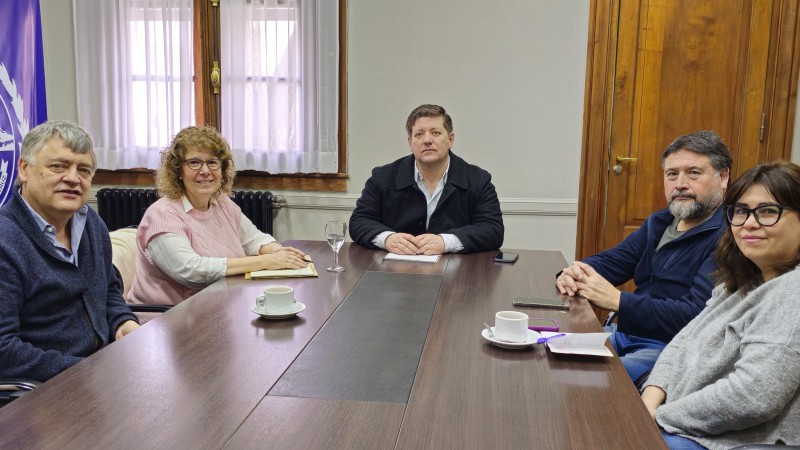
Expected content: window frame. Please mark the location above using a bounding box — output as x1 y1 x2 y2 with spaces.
93 0 347 192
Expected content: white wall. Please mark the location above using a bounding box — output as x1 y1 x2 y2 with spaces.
40 0 78 122
345 1 586 259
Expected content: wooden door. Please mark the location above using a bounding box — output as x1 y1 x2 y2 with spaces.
579 0 800 259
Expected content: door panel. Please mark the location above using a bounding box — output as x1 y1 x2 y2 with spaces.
579 0 800 319
605 0 768 250
579 0 798 259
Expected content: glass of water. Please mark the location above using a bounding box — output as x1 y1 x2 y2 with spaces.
325 221 347 272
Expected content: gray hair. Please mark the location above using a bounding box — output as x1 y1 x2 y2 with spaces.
661 130 732 173
17 120 95 186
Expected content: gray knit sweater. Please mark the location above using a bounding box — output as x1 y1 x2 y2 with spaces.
646 266 800 450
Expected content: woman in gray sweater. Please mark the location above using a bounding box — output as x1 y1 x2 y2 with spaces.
642 161 800 450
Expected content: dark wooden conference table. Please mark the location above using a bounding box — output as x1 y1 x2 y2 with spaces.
0 241 666 449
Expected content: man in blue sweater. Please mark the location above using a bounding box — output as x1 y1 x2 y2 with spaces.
556 131 732 387
0 121 139 381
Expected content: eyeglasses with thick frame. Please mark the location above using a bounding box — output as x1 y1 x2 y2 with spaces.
724 203 795 227
184 158 223 171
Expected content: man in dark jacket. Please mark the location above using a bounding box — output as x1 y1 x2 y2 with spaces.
349 104 503 254
556 131 732 386
0 121 139 382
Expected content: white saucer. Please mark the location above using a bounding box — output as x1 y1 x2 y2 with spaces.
481 327 542 349
251 302 306 319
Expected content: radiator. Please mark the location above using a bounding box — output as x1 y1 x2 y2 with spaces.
230 190 275 235
96 189 158 231
96 188 275 235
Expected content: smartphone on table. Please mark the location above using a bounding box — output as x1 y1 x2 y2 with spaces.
528 318 560 332
493 252 519 263
512 296 570 311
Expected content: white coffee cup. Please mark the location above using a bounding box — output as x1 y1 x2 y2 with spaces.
256 286 295 313
494 311 529 342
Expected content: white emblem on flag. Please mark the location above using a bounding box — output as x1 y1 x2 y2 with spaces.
0 62 28 205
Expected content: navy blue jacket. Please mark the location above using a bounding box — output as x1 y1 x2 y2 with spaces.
0 191 138 381
584 207 725 344
349 152 504 253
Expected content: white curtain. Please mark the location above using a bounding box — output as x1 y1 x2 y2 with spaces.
220 0 338 173
73 0 336 173
74 0 194 170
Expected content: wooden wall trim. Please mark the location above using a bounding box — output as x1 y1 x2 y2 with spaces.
576 0 615 261
193 0 219 128
763 0 800 162
338 0 348 174
234 173 347 192
577 0 800 263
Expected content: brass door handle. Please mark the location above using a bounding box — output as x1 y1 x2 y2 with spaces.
612 156 638 175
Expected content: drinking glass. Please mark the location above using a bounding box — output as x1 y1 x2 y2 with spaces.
325 221 347 272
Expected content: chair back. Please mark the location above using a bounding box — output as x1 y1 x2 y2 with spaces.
0 379 39 407
109 228 138 300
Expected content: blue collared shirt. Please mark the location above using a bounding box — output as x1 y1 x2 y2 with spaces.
20 190 88 266
414 161 448 228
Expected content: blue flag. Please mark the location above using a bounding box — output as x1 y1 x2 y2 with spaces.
0 0 47 206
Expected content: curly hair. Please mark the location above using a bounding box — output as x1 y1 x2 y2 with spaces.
714 161 800 294
156 126 236 199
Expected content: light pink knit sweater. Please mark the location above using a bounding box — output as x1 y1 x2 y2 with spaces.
127 195 246 305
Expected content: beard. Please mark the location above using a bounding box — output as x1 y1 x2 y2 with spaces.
669 188 723 221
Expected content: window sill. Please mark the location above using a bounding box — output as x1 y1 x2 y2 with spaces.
92 169 348 192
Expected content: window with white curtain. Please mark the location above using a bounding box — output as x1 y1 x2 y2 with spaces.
128 3 195 151
74 0 339 174
74 0 194 170
221 0 339 173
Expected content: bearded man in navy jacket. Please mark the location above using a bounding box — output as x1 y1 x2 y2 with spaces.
0 121 139 381
350 104 504 255
556 131 732 387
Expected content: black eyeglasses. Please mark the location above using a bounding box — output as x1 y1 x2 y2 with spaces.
724 203 794 227
184 159 222 171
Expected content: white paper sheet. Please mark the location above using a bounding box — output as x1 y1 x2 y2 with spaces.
540 331 614 357
383 253 441 263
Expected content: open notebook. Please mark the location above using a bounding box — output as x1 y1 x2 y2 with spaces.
246 263 319 280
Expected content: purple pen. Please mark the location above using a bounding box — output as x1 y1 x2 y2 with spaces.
536 333 567 345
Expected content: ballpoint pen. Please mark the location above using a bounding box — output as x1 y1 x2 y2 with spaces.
536 333 567 345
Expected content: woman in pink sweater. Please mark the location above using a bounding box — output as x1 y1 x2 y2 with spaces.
128 126 307 305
